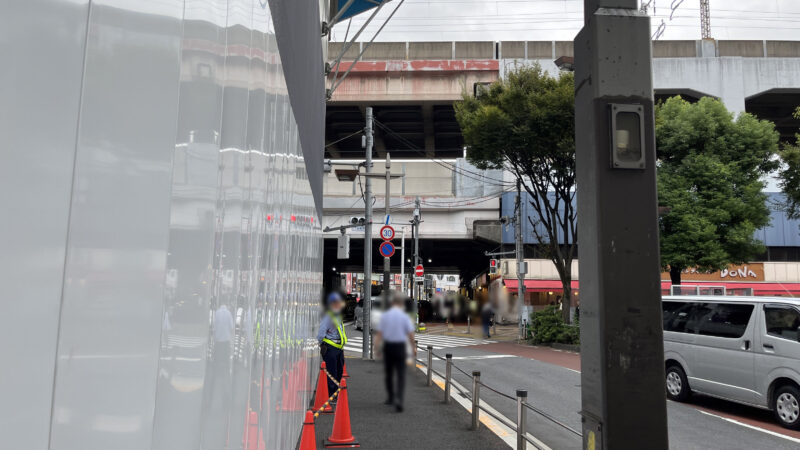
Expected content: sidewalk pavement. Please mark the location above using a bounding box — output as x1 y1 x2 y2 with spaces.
310 357 507 449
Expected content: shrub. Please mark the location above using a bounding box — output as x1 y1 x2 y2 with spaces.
528 306 580 345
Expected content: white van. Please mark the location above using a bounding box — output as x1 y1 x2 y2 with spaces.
662 295 800 429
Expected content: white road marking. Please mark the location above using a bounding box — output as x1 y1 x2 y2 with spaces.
697 410 800 444
451 355 515 360
343 334 496 353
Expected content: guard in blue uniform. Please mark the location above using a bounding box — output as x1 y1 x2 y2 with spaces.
317 292 348 396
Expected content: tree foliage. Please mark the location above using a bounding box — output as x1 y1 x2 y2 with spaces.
455 65 576 322
656 97 779 284
777 107 800 219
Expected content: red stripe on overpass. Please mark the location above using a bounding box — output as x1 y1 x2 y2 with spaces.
331 59 499 73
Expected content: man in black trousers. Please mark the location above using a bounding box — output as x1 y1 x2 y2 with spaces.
376 292 416 412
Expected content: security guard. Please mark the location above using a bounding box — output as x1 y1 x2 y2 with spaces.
317 292 347 397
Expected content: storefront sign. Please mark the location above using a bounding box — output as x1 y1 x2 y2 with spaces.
661 263 765 282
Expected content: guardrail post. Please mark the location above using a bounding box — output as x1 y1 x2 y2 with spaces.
426 345 433 386
471 371 481 430
444 353 453 403
466 316 471 334
516 390 527 450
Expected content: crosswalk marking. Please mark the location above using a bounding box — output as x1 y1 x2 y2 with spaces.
342 334 495 353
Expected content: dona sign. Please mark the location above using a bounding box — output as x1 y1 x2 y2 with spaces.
661 263 765 282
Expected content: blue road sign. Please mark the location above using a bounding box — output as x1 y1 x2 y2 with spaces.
379 241 395 258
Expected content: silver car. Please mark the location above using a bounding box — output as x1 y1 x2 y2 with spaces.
354 296 383 331
663 295 800 429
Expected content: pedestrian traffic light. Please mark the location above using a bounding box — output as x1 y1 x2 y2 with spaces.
489 259 498 274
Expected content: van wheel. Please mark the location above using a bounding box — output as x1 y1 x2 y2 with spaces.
774 385 800 429
665 365 690 401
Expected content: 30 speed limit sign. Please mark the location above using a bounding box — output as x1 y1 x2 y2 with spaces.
380 225 395 241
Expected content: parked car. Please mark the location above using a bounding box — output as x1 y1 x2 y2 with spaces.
662 295 800 429
354 296 384 331
343 294 358 321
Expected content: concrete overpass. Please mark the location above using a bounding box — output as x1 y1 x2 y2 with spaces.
327 39 800 149
322 39 800 283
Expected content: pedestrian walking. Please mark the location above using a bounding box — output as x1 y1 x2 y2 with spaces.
376 292 415 412
481 302 494 339
317 292 347 398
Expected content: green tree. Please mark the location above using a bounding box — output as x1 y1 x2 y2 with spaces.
455 65 576 322
656 96 779 285
777 107 800 219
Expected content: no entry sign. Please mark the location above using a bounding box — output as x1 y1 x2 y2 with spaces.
415 264 424 277
379 241 395 258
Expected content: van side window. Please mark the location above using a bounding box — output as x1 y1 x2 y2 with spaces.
694 303 754 338
663 301 695 333
764 306 800 341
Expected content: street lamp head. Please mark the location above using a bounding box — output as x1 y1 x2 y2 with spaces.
335 168 359 182
554 56 575 72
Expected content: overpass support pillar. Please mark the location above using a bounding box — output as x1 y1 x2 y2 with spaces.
575 2 668 449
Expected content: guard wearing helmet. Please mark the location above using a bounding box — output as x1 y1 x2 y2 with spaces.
317 292 348 396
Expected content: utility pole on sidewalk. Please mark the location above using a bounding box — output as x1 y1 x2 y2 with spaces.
515 179 526 340
576 1 668 448
412 197 421 328
362 107 373 360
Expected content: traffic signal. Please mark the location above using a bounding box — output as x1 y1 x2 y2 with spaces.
350 217 365 226
489 259 499 274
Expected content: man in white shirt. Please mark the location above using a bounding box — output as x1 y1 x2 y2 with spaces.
376 292 415 412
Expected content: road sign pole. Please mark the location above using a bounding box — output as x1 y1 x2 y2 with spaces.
363 107 373 360
413 197 421 328
383 153 391 308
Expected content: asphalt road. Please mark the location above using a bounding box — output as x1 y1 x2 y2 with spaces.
423 344 800 450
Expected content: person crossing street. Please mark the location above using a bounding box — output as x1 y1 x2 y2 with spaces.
317 292 348 399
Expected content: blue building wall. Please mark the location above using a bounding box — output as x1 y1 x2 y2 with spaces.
502 192 800 248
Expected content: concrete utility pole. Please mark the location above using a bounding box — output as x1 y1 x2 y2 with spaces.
362 107 373 360
400 227 406 295
515 179 525 340
383 153 392 311
575 1 668 448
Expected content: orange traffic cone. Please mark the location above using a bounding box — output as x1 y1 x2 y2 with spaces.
313 362 333 413
324 378 359 448
342 363 349 378
298 410 317 450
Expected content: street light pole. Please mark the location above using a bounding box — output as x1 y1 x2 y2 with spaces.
362 107 373 360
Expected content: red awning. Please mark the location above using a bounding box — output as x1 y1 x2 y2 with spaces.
502 278 800 296
503 279 579 292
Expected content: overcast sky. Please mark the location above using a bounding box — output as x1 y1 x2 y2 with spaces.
331 0 800 42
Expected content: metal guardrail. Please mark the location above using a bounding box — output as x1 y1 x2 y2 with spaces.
414 342 581 450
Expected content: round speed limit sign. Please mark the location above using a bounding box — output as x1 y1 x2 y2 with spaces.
380 225 395 241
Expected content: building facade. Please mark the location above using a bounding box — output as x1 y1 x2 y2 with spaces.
1 1 326 449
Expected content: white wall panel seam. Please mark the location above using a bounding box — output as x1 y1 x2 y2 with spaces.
147 0 188 448
46 2 95 448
